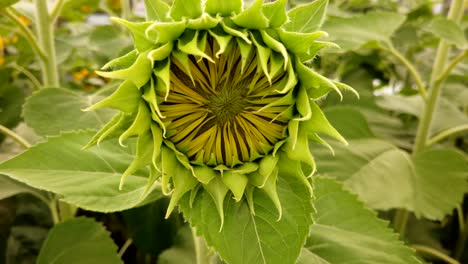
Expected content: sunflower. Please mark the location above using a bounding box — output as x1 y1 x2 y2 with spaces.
85 0 355 227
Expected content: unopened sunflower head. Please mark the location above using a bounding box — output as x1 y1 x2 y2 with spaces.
86 0 356 227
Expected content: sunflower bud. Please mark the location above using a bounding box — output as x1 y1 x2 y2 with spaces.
86 0 354 228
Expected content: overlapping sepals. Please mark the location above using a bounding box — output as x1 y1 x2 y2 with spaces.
86 0 354 226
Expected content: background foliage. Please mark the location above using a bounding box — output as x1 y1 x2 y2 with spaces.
0 0 467 263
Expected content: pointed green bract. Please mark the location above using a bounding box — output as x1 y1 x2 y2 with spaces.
203 176 229 230
222 171 248 202
278 30 327 54
187 13 221 30
170 0 202 21
101 49 138 71
111 18 154 52
97 51 152 88
148 42 174 61
302 101 347 145
262 0 288 28
205 0 242 16
146 20 186 43
232 0 269 29
85 80 140 113
120 131 154 189
284 0 328 33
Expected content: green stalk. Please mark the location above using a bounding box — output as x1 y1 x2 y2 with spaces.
2 8 47 61
192 227 211 264
412 0 465 154
0 125 31 148
9 64 42 90
118 238 133 258
393 0 465 235
34 0 60 87
412 245 460 264
50 0 67 24
384 45 427 99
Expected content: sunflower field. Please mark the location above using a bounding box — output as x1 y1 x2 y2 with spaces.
0 0 467 263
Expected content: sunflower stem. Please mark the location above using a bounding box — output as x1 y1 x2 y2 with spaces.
50 0 67 24
192 226 211 264
412 0 464 154
34 0 60 87
393 0 465 236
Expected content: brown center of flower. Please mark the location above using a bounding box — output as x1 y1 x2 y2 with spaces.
159 36 292 167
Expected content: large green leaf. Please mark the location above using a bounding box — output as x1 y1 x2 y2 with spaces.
158 226 196 264
314 139 468 220
377 95 468 134
23 88 115 136
0 174 42 200
424 17 467 48
322 11 406 50
345 149 468 220
180 155 313 264
283 0 328 33
0 131 162 212
37 217 123 264
323 107 375 139
313 138 396 181
301 177 421 264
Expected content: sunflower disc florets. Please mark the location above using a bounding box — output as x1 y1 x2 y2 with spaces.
86 0 355 227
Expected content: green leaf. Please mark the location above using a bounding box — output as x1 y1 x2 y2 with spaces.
170 0 202 20
0 174 41 200
122 198 181 256
204 0 242 16
424 17 467 48
144 0 171 22
37 217 123 264
314 133 468 220
314 138 396 181
158 226 196 264
0 71 25 130
323 107 375 139
23 88 115 136
322 11 406 50
0 131 162 212
283 0 328 33
180 155 313 264
0 0 19 8
344 149 468 220
377 95 468 134
302 177 421 264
